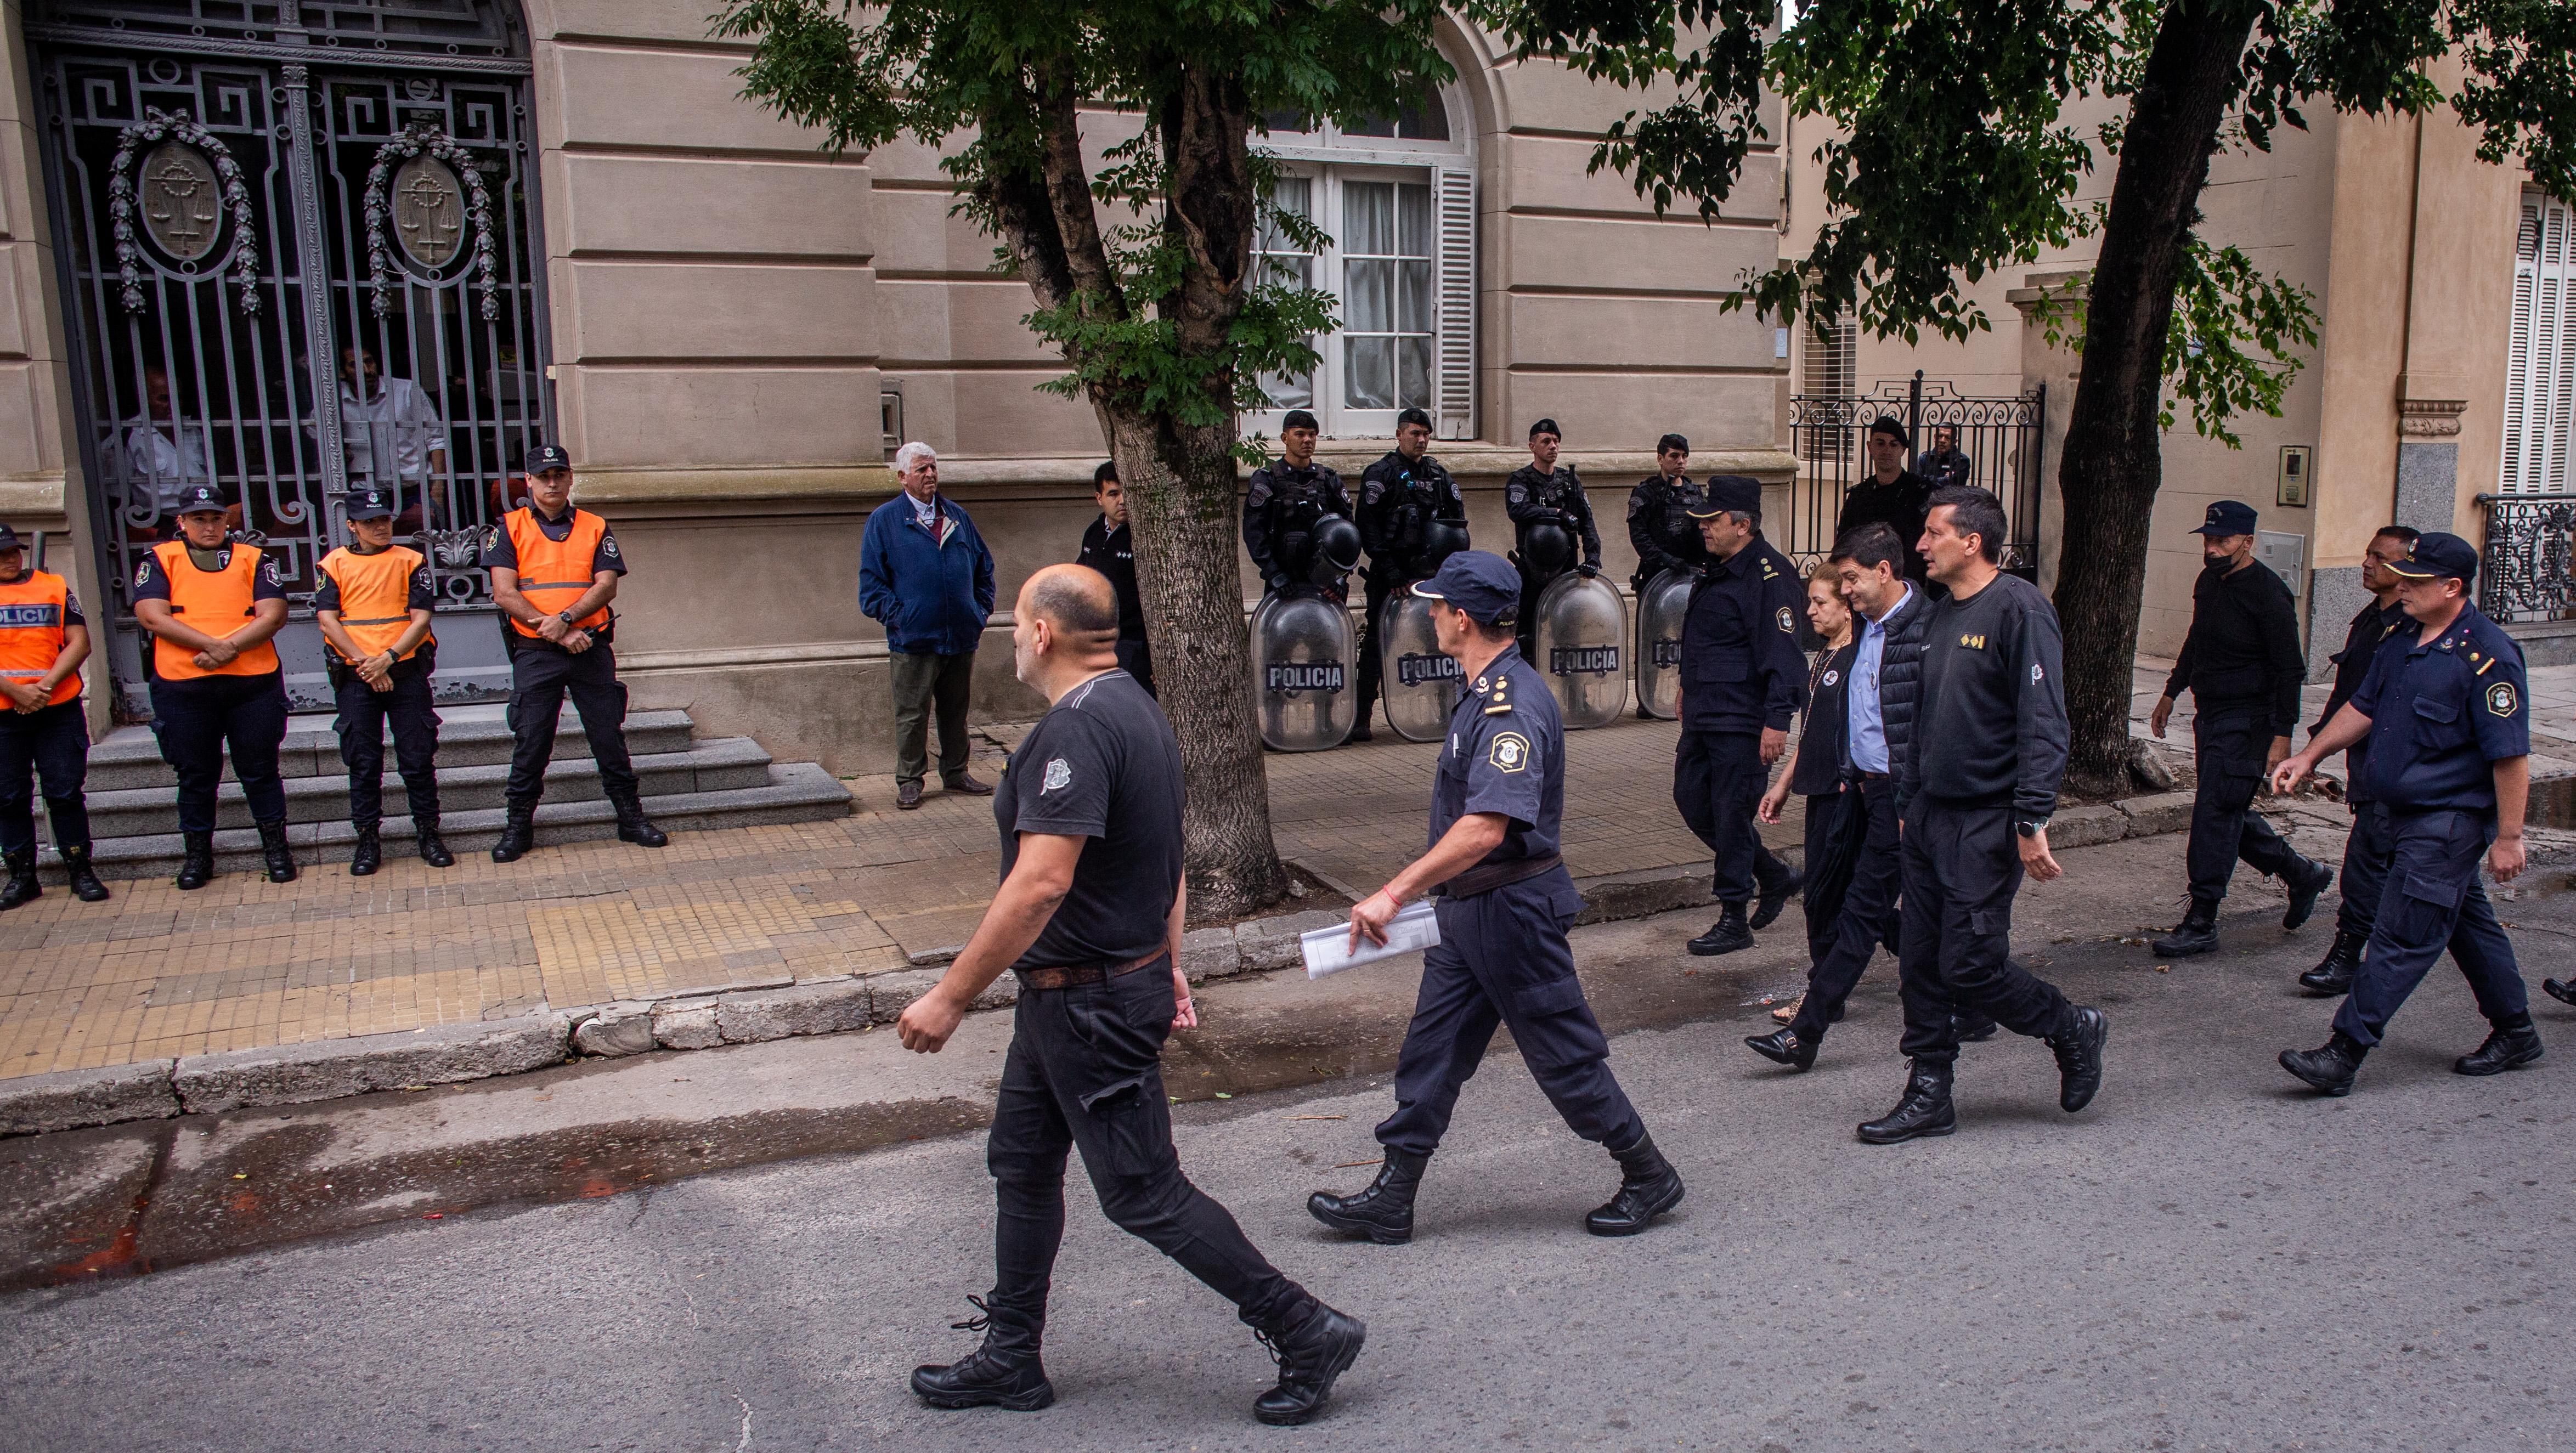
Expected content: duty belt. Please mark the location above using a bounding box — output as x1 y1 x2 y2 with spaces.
1437 852 1563 900
1016 951 1167 992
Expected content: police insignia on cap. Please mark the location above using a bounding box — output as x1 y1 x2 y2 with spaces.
2488 681 2518 717
1489 732 1530 772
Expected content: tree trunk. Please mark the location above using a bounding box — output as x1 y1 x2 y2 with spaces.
2052 0 2264 800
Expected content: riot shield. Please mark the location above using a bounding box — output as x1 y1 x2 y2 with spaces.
1375 587 1464 743
1250 589 1357 751
1632 568 1696 721
1533 570 1629 730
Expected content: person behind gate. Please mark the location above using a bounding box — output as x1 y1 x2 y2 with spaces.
0 522 108 908
314 485 451 875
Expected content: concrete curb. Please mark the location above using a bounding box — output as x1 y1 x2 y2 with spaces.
169 1015 572 1116
0 1060 182 1136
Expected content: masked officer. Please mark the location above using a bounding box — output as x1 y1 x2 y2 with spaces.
1671 477 1805 956
2297 524 2416 996
0 523 107 907
1504 419 1602 663
1310 550 1685 1242
314 485 451 874
481 444 666 863
1353 406 1467 742
2274 533 2544 1094
1075 460 1153 696
132 483 294 888
1243 409 1354 598
2147 500 2333 956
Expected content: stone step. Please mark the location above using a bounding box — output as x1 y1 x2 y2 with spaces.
60 761 854 880
86 705 700 792
82 737 777 838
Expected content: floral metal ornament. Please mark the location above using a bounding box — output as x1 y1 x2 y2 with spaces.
106 109 261 314
362 121 500 320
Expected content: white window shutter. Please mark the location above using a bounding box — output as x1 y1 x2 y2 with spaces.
1434 166 1476 441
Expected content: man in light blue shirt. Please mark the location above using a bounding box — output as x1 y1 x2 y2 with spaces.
1847 575 1910 773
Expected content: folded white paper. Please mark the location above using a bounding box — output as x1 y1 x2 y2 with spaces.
1301 900 1441 979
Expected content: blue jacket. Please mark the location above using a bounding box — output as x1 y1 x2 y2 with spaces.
859 493 995 655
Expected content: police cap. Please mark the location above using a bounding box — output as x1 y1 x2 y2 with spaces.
0 523 19 551
523 443 573 476
1281 409 1320 433
1867 415 1910 448
174 483 228 516
1528 417 1562 441
1413 549 1519 626
2387 531 2478 585
340 486 397 521
1687 476 1762 518
2190 499 2258 536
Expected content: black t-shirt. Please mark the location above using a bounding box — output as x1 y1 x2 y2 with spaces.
997 669 1184 969
1076 516 1146 641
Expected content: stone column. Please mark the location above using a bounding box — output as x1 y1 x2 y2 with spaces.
2006 270 2087 596
2394 376 2468 534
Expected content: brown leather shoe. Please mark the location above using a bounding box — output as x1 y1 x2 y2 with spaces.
897 781 924 810
944 772 995 796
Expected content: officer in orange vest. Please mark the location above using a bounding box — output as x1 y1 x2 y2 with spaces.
478 444 666 862
315 485 450 875
0 523 108 908
132 483 295 888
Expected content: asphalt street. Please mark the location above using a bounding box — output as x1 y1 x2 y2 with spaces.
5 829 2574 1451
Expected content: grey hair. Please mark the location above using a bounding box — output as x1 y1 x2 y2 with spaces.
1709 507 1759 531
894 441 939 474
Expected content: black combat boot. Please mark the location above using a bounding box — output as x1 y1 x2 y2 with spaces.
2280 1030 2367 1096
256 819 297 884
611 794 668 849
490 805 536 863
348 821 382 877
1307 1147 1426 1245
1252 1298 1367 1426
908 1296 1054 1412
2281 855 2334 930
2049 1005 2109 1112
414 817 454 868
1951 1010 1999 1043
174 830 217 891
1743 1026 1816 1071
1857 1060 1956 1145
2151 898 2220 957
60 844 109 903
1585 1127 1685 1236
1347 700 1374 743
0 849 38 910
2299 930 2365 997
1688 902 1754 957
1750 863 1803 931
2454 1014 2544 1076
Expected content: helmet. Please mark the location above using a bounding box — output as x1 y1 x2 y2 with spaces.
1521 520 1572 575
1419 519 1471 572
1312 514 1363 575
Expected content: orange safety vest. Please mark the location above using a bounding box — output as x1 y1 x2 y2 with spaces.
316 544 432 663
149 540 281 681
0 568 81 708
501 507 612 638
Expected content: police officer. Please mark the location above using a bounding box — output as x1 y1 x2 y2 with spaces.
1628 434 1708 719
1860 485 2106 1144
314 486 451 874
1504 418 1603 663
1836 416 1933 583
0 523 107 907
2298 524 2416 995
1075 460 1153 696
1309 551 1685 1241
481 445 666 863
1671 477 1806 956
896 565 1363 1426
2274 533 2544 1094
1353 406 1466 742
1243 409 1354 598
2147 500 2332 956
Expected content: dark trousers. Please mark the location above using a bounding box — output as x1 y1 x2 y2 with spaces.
1377 869 1644 1157
1354 571 1399 723
1895 798 2075 1065
1514 569 1545 664
1114 637 1156 698
1790 777 1904 1045
505 643 638 808
2187 705 2300 903
890 648 974 788
2334 800 2397 941
0 701 91 856
1673 728 1792 904
150 672 289 833
2331 807 2528 1048
984 956 1306 1350
333 668 441 825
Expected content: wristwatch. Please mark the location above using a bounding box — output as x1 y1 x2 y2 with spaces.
557 609 578 626
2016 818 2049 839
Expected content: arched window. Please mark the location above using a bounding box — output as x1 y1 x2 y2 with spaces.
1251 83 1475 440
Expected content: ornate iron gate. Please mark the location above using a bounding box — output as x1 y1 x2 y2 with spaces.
26 1 547 713
1784 374 2047 580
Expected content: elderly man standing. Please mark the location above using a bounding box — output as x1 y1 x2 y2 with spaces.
863 443 998 810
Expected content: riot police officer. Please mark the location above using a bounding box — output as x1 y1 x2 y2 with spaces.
1672 477 1806 955
2275 533 2544 1094
481 444 666 862
2297 524 2416 995
1504 418 1602 663
1353 407 1466 742
2148 500 2332 956
1628 434 1708 721
1309 551 1685 1242
0 523 107 907
1243 409 1354 598
314 485 451 874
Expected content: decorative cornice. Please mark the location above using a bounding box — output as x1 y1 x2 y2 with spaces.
2399 399 2467 439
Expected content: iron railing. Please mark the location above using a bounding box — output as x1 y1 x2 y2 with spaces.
2475 492 2576 623
1783 372 2047 579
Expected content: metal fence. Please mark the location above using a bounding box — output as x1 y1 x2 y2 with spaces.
2476 493 2576 623
1783 373 2048 578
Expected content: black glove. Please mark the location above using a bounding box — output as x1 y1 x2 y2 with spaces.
1577 562 1601 579
1267 572 1293 593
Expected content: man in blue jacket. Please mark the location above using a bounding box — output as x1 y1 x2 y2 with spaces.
862 443 998 809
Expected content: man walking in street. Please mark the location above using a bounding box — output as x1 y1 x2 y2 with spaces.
1835 417 1933 583
2147 500 2333 957
896 564 1364 1427
2296 524 2416 996
862 442 997 810
1859 485 2106 1144
1075 460 1153 696
1353 407 1466 742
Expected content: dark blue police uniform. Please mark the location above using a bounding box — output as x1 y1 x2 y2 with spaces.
2301 593 2409 993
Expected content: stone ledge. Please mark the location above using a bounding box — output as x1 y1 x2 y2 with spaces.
0 1060 180 1138
172 1016 570 1115
2116 790 2198 839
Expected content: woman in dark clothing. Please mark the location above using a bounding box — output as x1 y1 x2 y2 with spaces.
1757 564 1858 1024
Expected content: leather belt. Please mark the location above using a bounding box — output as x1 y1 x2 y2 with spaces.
1437 852 1564 900
1857 770 1891 781
1017 951 1166 992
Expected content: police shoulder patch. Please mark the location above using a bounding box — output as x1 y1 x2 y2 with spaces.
1041 756 1073 793
1488 731 1531 772
1776 606 1795 634
2487 681 2519 718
